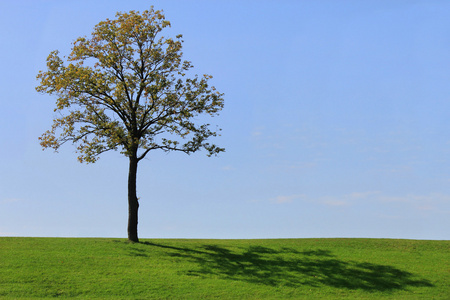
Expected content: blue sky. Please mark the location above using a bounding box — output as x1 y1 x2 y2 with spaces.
1 0 449 240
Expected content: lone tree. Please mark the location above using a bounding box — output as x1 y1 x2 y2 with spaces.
36 8 224 242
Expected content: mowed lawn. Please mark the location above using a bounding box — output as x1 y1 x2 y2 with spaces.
0 237 448 299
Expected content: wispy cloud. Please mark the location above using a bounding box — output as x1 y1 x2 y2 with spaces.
0 231 15 236
1 198 22 204
266 191 450 215
314 191 380 207
275 160 317 170
251 130 263 137
377 193 450 213
317 192 450 214
417 205 434 211
271 194 305 204
323 200 349 207
377 214 404 220
221 165 235 171
346 191 381 199
0 226 17 236
251 126 265 137
386 165 414 174
378 195 410 203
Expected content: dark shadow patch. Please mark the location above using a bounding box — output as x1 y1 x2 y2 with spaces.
138 242 433 291
128 247 149 257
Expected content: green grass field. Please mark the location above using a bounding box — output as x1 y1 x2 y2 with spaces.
0 237 448 299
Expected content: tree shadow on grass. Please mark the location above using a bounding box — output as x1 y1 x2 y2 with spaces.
138 242 433 292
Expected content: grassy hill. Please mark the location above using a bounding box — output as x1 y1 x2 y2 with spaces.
0 237 448 299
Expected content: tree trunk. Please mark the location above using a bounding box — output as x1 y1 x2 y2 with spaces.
127 155 139 242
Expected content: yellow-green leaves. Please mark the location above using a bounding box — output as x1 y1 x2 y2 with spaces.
37 7 224 163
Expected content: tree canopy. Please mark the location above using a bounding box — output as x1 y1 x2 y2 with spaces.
37 8 224 164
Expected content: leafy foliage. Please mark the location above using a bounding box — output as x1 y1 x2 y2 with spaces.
37 8 224 163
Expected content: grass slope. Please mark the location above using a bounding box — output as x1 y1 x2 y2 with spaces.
0 237 448 299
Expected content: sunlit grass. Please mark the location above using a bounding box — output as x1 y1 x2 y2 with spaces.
0 237 448 299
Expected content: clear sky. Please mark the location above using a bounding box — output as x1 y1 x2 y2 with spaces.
1 0 449 240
